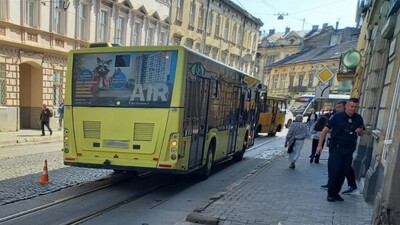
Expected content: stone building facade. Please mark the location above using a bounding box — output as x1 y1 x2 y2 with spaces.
0 0 171 131
169 0 263 75
267 27 359 98
350 0 400 224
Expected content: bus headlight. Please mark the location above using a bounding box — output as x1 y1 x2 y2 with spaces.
64 148 69 153
170 154 177 160
171 141 177 147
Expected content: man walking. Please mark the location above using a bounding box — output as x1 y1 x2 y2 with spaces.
40 104 53 136
320 101 358 194
58 98 64 130
316 98 364 202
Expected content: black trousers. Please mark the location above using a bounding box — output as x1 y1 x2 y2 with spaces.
41 120 52 135
327 145 355 196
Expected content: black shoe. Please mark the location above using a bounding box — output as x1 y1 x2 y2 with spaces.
314 160 319 164
50 131 53 135
342 186 357 195
334 194 344 201
289 162 295 169
327 196 335 202
321 184 328 190
41 134 45 136
310 158 314 163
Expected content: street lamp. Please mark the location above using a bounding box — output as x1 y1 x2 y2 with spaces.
274 13 288 20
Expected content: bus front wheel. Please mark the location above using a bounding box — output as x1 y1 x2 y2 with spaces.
233 136 248 161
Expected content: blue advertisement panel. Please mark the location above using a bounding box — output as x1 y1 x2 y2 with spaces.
72 51 178 107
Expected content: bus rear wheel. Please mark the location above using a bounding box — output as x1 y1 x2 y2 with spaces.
233 136 248 161
199 145 214 180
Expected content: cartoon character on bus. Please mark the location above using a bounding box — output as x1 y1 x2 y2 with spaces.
93 58 112 91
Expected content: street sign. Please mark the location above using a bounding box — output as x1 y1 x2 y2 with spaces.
315 85 330 99
315 67 335 84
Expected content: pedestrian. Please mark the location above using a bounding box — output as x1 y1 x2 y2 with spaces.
309 116 328 163
40 104 53 136
316 98 365 202
58 98 64 130
285 115 309 169
306 109 318 132
320 100 358 194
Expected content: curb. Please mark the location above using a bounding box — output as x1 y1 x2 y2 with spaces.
0 135 63 148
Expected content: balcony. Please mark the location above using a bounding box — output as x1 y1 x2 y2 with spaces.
289 86 307 92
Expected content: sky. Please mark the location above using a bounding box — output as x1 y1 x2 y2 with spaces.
233 0 359 33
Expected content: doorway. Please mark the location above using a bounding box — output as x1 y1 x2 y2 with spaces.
19 63 43 129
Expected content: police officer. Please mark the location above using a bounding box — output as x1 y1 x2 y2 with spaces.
316 98 364 202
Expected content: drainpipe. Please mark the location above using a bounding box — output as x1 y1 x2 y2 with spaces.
201 0 211 54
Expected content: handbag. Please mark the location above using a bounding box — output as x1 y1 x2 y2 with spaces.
287 140 296 154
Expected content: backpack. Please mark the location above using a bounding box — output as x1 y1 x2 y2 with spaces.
48 109 53 117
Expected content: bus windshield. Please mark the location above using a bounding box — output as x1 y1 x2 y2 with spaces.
289 97 312 115
72 51 178 107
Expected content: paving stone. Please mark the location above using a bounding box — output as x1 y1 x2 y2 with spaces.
185 138 373 224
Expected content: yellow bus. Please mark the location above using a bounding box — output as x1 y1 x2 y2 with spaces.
63 44 261 179
256 95 288 136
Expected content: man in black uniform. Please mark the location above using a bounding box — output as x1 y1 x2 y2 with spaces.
316 98 364 202
320 101 358 194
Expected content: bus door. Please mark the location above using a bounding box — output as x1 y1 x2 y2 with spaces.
227 87 242 154
186 76 211 169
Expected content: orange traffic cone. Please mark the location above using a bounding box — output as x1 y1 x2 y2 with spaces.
38 160 50 184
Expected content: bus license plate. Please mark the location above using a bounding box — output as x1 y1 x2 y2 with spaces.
104 140 129 149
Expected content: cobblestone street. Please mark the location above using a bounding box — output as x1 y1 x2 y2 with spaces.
0 141 112 205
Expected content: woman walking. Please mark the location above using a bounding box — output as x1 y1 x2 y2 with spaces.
306 109 318 132
310 116 328 163
285 115 309 169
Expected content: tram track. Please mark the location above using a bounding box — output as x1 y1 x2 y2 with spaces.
0 171 173 225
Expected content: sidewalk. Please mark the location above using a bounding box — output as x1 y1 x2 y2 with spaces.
183 139 372 225
0 129 63 147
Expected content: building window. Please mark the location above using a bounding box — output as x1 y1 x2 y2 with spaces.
252 35 257 51
132 21 142 46
289 75 294 87
207 11 213 34
189 1 195 27
53 0 66 34
177 0 183 21
98 10 108 42
238 26 243 44
0 0 8 20
146 26 154 46
159 29 166 45
281 78 286 89
116 16 125 45
221 52 227 63
224 19 229 40
53 70 63 106
273 78 278 89
77 3 88 40
215 14 220 37
232 24 237 43
24 0 39 28
266 55 275 66
198 5 204 31
0 63 6 106
308 74 313 87
173 36 181 46
299 75 304 86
